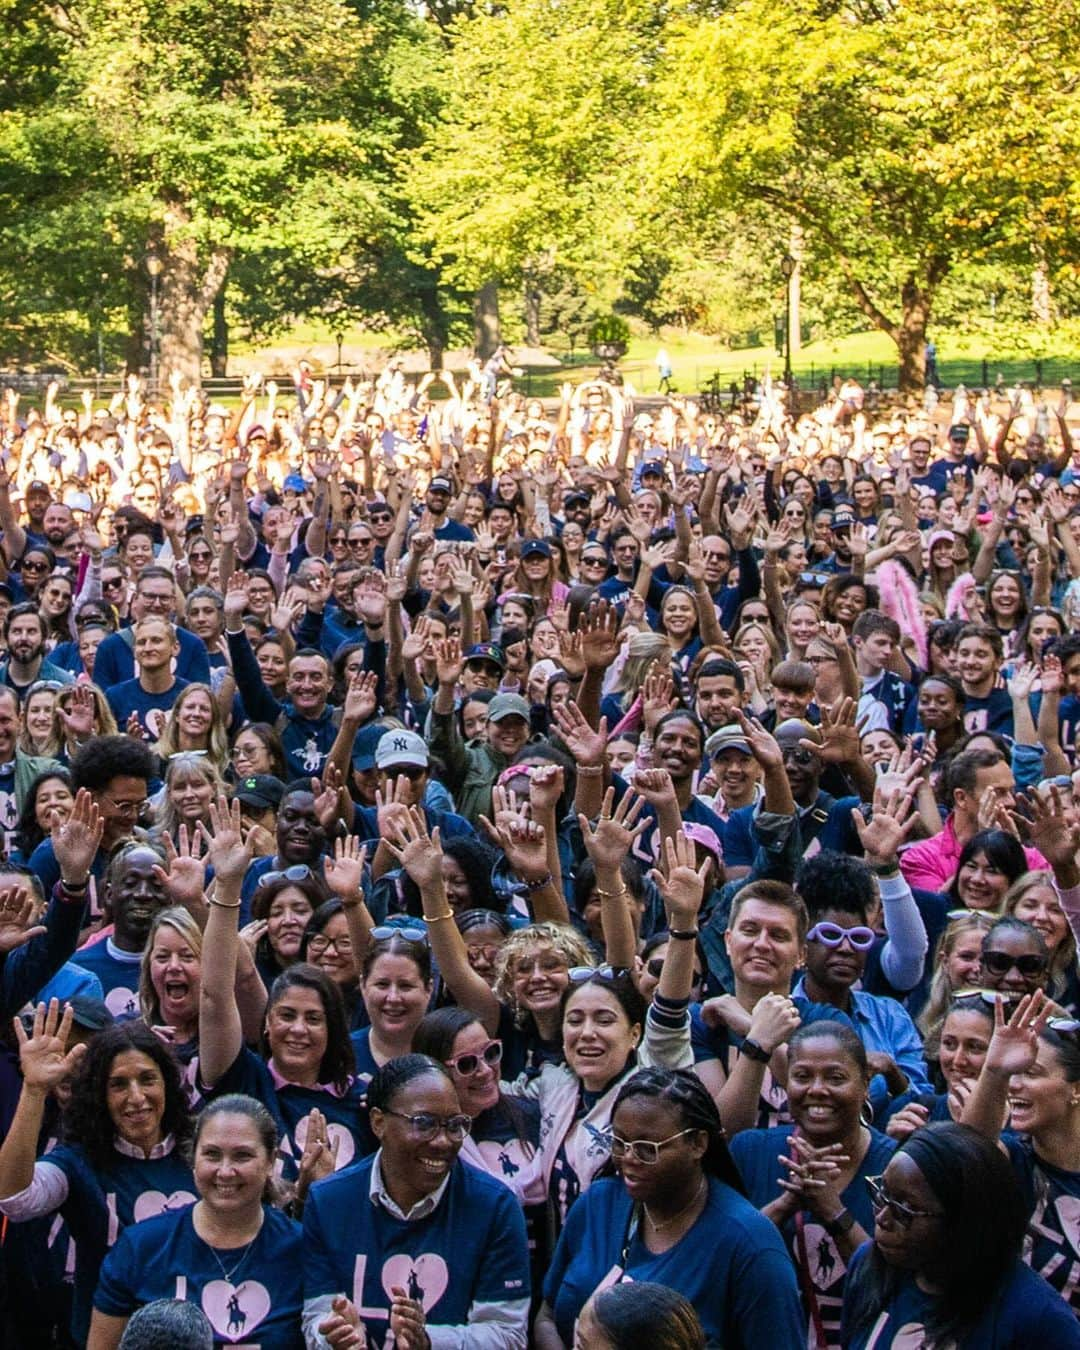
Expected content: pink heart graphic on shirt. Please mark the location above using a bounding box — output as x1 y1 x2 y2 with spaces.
104 986 140 1019
380 1253 449 1312
132 1188 196 1222
291 1115 355 1170
201 1279 271 1341
1056 1196 1080 1257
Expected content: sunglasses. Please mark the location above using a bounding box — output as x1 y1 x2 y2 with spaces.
568 963 621 983
369 514 393 524
370 925 427 943
330 536 348 546
866 1175 942 1228
21 561 49 573
982 950 1047 977
446 1040 502 1076
102 577 125 589
781 747 818 766
257 864 313 888
581 555 608 566
807 922 877 951
384 765 425 782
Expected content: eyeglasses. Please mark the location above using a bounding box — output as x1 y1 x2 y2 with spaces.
381 1109 471 1141
257 864 313 888
807 922 877 951
611 1128 697 1165
371 925 427 943
308 932 353 956
781 747 818 765
982 950 1047 977
866 1175 942 1228
446 1040 502 1076
101 792 149 816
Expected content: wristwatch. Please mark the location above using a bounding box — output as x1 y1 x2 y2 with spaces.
823 1208 855 1239
739 1037 772 1064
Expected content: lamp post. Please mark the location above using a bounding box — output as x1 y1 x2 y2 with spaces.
780 254 795 387
145 249 163 399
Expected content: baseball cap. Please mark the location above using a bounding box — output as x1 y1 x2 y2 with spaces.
67 996 114 1032
520 539 552 559
488 692 530 723
928 529 955 552
428 475 453 494
63 490 93 514
283 473 309 494
233 774 286 811
948 424 970 442
705 725 753 759
683 822 724 865
206 404 229 420
246 424 268 446
351 722 386 772
465 642 505 670
831 506 856 531
26 480 50 495
375 729 429 771
564 490 591 508
774 718 821 747
640 461 665 478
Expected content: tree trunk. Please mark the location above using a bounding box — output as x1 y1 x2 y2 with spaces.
210 284 229 378
473 282 501 359
896 281 930 393
1032 257 1053 327
524 286 541 346
157 202 230 389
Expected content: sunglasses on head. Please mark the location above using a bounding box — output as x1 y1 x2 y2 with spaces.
370 925 427 944
568 963 622 983
807 921 876 951
982 950 1047 977
257 864 313 888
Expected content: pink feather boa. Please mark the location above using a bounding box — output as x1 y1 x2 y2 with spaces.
945 571 977 622
877 559 928 670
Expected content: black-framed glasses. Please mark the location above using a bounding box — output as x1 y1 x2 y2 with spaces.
257 864 313 888
866 1175 943 1228
611 1128 697 1165
381 1109 471 1141
371 925 427 943
445 1040 502 1076
308 932 353 956
982 950 1047 978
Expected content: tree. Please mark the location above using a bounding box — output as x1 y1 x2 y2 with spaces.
0 0 422 382
647 0 1078 390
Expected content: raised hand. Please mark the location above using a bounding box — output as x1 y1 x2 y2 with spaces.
528 764 565 815
376 775 413 841
0 887 46 954
551 703 607 766
580 599 620 671
435 636 463 688
577 787 648 872
343 670 379 724
323 836 369 902
723 499 755 549
382 807 444 891
801 697 860 765
312 765 344 830
479 809 549 883
14 1000 88 1096
633 767 679 810
56 684 96 742
354 575 387 629
152 825 208 913
983 991 1049 1079
1009 783 1080 877
204 795 254 887
851 786 919 867
51 788 104 884
649 830 709 928
224 571 250 625
641 661 678 733
556 629 586 680
732 708 784 773
1007 657 1039 702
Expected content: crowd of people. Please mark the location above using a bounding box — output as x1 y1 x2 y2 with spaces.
0 362 1079 1347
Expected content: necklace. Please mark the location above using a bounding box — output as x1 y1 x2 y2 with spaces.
643 1176 707 1233
197 1209 264 1284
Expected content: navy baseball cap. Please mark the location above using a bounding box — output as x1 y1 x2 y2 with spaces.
351 723 385 772
465 642 506 670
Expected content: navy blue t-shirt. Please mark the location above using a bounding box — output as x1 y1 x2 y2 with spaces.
303 1154 529 1348
731 1125 896 1350
963 687 1015 737
1004 1133 1080 1317
106 677 190 740
95 1202 305 1347
545 1174 805 1348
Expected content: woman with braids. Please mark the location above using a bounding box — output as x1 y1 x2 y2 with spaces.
301 1054 530 1349
88 1095 304 1349
842 1122 1080 1348
0 1006 196 1346
533 1069 804 1350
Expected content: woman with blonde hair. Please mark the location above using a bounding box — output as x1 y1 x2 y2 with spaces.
151 753 227 845
152 682 229 774
600 630 672 727
17 682 61 757
917 911 997 1057
1004 870 1080 1012
138 906 203 1051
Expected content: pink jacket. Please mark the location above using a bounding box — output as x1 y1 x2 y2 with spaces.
899 815 1047 894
